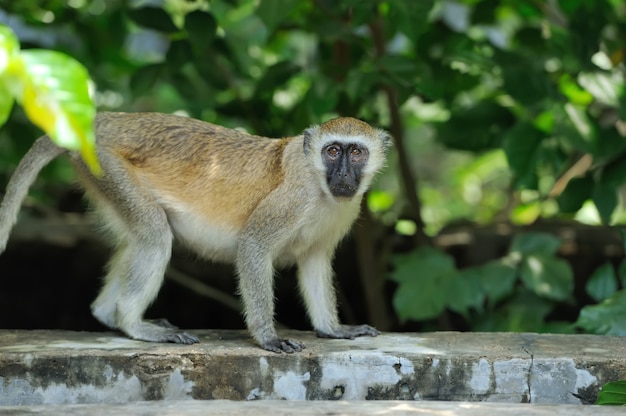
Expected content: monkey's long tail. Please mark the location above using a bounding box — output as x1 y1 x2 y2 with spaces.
0 136 65 252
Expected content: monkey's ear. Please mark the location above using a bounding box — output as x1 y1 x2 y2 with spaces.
303 126 319 155
379 130 392 149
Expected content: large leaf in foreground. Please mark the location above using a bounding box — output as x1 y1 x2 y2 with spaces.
0 25 18 125
7 50 99 173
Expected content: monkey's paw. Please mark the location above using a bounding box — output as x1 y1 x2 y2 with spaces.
125 321 200 344
261 338 306 354
316 324 380 340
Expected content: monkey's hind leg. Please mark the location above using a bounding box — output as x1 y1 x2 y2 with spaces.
82 168 198 344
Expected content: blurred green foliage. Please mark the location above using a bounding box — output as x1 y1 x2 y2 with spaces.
1 0 626 335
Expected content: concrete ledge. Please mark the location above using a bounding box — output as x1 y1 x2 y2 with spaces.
4 400 626 415
0 330 625 406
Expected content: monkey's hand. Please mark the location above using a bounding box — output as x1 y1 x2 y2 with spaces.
261 338 306 354
316 324 380 340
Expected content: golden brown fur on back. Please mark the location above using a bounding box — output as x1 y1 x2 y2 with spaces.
95 112 288 227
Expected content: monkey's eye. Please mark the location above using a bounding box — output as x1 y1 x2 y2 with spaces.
326 146 341 157
351 148 362 156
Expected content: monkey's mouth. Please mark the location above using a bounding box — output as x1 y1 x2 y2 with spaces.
329 184 358 198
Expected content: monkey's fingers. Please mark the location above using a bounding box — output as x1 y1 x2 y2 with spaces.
262 338 306 354
170 332 200 344
124 321 200 344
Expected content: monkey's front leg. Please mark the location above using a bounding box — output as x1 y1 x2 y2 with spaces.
236 239 305 353
297 249 380 341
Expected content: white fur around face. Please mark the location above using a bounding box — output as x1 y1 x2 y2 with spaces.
305 124 389 199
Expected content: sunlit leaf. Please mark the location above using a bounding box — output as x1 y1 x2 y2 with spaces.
586 262 618 303
368 190 394 213
0 24 19 73
578 72 623 107
9 50 99 174
558 73 593 106
596 380 626 406
0 82 14 126
510 201 541 225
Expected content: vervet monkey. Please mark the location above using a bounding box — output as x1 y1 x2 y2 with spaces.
0 112 390 353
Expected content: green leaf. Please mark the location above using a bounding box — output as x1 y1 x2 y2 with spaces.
0 82 14 126
552 103 595 153
618 257 626 288
510 232 562 257
256 0 300 34
437 101 513 151
10 49 98 173
449 267 485 316
558 73 593 106
520 254 574 301
473 290 554 332
592 181 618 224
127 7 179 33
564 103 596 149
557 176 593 213
390 247 457 321
502 122 545 189
0 24 19 73
305 75 339 116
594 128 626 163
130 63 164 97
477 259 517 306
377 55 425 90
576 289 626 335
254 61 299 101
578 71 623 107
600 158 626 188
184 10 217 50
388 0 435 44
0 24 21 125
596 380 626 405
495 49 552 105
586 262 618 302
166 40 193 72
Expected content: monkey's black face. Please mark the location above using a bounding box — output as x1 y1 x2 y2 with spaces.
322 142 369 198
